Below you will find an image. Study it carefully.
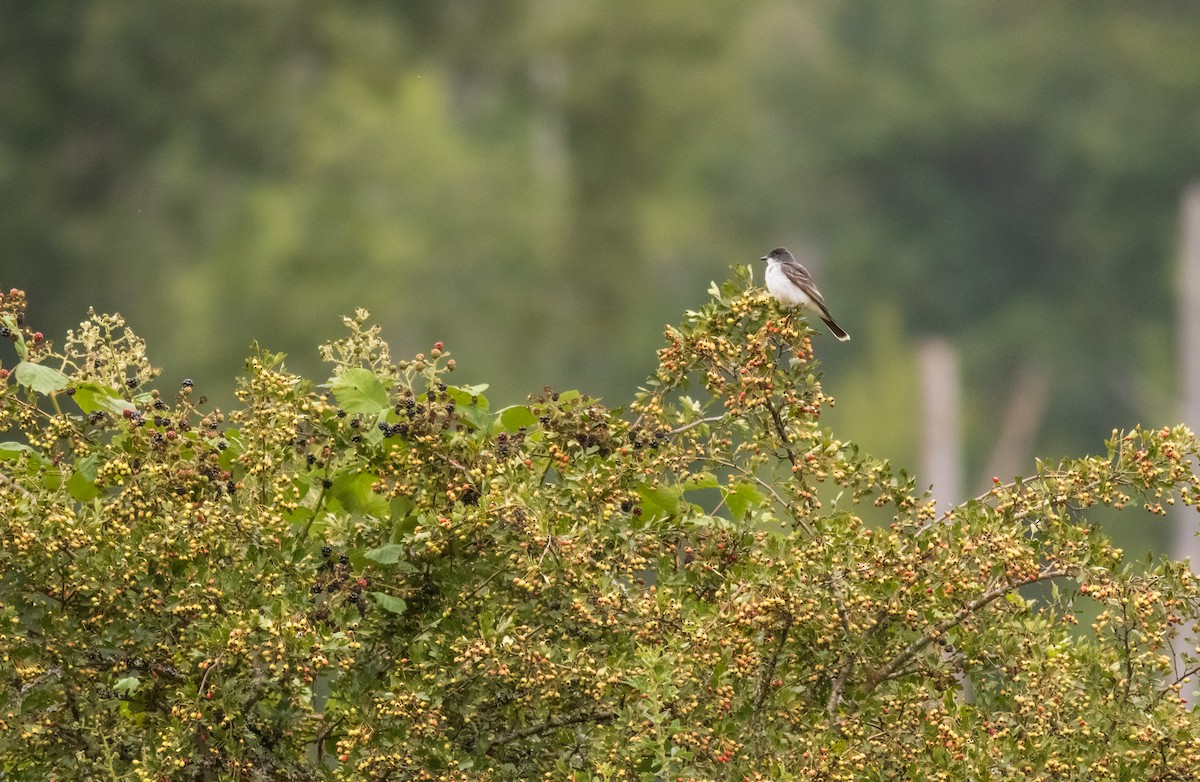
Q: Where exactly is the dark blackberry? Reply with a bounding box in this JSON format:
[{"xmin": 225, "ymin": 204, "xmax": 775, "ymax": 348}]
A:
[
  {"xmin": 321, "ymin": 545, "xmax": 332, "ymax": 558},
  {"xmin": 181, "ymin": 378, "xmax": 194, "ymax": 388}
]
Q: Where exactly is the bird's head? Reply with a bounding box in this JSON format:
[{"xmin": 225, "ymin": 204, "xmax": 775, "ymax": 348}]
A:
[{"xmin": 762, "ymin": 247, "xmax": 793, "ymax": 263}]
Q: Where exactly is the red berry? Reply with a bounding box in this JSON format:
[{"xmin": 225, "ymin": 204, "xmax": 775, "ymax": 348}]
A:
[
  {"xmin": 434, "ymin": 341, "xmax": 444, "ymax": 351},
  {"xmin": 32, "ymin": 332, "xmax": 43, "ymax": 342}
]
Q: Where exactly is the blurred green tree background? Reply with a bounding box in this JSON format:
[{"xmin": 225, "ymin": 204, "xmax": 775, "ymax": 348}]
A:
[{"xmin": 3, "ymin": 1, "xmax": 1200, "ymax": 549}]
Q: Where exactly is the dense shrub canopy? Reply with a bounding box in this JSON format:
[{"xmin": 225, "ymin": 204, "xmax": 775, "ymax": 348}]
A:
[{"xmin": 2, "ymin": 273, "xmax": 1200, "ymax": 780}]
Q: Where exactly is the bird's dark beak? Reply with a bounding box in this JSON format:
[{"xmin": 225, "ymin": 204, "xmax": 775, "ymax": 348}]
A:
[{"xmin": 759, "ymin": 256, "xmax": 767, "ymax": 262}]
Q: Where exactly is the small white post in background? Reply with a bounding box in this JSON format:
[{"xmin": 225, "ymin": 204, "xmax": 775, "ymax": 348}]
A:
[
  {"xmin": 1173, "ymin": 184, "xmax": 1200, "ymax": 705},
  {"xmin": 919, "ymin": 337, "xmax": 972, "ymax": 701},
  {"xmin": 919, "ymin": 337, "xmax": 962, "ymax": 514}
]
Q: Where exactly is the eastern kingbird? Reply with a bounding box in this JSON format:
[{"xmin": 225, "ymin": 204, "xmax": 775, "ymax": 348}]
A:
[{"xmin": 762, "ymin": 247, "xmax": 850, "ymax": 341}]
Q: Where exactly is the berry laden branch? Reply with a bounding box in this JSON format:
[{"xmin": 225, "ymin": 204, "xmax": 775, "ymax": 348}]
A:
[
  {"xmin": 855, "ymin": 567, "xmax": 1072, "ymax": 707},
  {"xmin": 488, "ymin": 708, "xmax": 617, "ymax": 749}
]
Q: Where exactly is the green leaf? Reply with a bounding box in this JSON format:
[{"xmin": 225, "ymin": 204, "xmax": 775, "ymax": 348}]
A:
[
  {"xmin": 683, "ymin": 472, "xmax": 720, "ymax": 490},
  {"xmin": 13, "ymin": 362, "xmax": 69, "ymax": 395},
  {"xmin": 446, "ymin": 385, "xmax": 492, "ymax": 430},
  {"xmin": 72, "ymin": 382, "xmax": 134, "ymax": 415},
  {"xmin": 371, "ymin": 592, "xmax": 408, "ymax": 614},
  {"xmin": 329, "ymin": 368, "xmax": 389, "ymax": 414},
  {"xmin": 497, "ymin": 405, "xmax": 537, "ymax": 432},
  {"xmin": 454, "ymin": 383, "xmax": 490, "ymax": 396},
  {"xmin": 67, "ymin": 454, "xmax": 102, "ymax": 501},
  {"xmin": 0, "ymin": 441, "xmax": 36, "ymax": 461},
  {"xmin": 638, "ymin": 484, "xmax": 682, "ymax": 520},
  {"xmin": 1, "ymin": 315, "xmax": 26, "ymax": 360},
  {"xmin": 363, "ymin": 544, "xmax": 406, "ymax": 565},
  {"xmin": 330, "ymin": 470, "xmax": 388, "ymax": 515},
  {"xmin": 724, "ymin": 481, "xmax": 765, "ymax": 519},
  {"xmin": 113, "ymin": 676, "xmax": 141, "ymax": 695}
]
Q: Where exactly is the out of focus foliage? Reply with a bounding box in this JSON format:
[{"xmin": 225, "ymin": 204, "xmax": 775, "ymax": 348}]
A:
[
  {"xmin": 4, "ymin": 279, "xmax": 1200, "ymax": 780},
  {"xmin": 3, "ymin": 2, "xmax": 1200, "ymax": 467}
]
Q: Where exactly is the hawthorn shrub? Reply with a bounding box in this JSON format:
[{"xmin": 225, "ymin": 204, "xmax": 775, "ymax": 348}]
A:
[{"xmin": 2, "ymin": 271, "xmax": 1200, "ymax": 781}]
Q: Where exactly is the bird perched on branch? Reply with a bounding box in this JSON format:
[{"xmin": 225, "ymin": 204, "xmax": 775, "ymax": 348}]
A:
[{"xmin": 762, "ymin": 247, "xmax": 850, "ymax": 341}]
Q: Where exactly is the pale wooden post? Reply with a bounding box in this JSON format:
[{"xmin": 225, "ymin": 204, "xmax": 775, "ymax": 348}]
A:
[
  {"xmin": 1173, "ymin": 185, "xmax": 1200, "ymax": 705},
  {"xmin": 919, "ymin": 337, "xmax": 962, "ymax": 514}
]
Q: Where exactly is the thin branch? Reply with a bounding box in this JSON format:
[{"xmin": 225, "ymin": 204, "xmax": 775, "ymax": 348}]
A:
[
  {"xmin": 296, "ymin": 483, "xmax": 330, "ymax": 546},
  {"xmin": 314, "ymin": 713, "xmax": 347, "ymax": 764},
  {"xmin": 857, "ymin": 568, "xmax": 1070, "ymax": 703},
  {"xmin": 710, "ymin": 457, "xmax": 814, "ymax": 535},
  {"xmin": 669, "ymin": 415, "xmax": 726, "ymax": 436},
  {"xmin": 764, "ymin": 398, "xmax": 797, "ymax": 467},
  {"xmin": 753, "ymin": 612, "xmax": 793, "ymax": 710},
  {"xmin": 197, "ymin": 654, "xmax": 224, "ymax": 700},
  {"xmin": 0, "ymin": 472, "xmax": 36, "ymax": 502},
  {"xmin": 826, "ymin": 584, "xmax": 854, "ymax": 715},
  {"xmin": 489, "ymin": 709, "xmax": 616, "ymax": 749}
]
